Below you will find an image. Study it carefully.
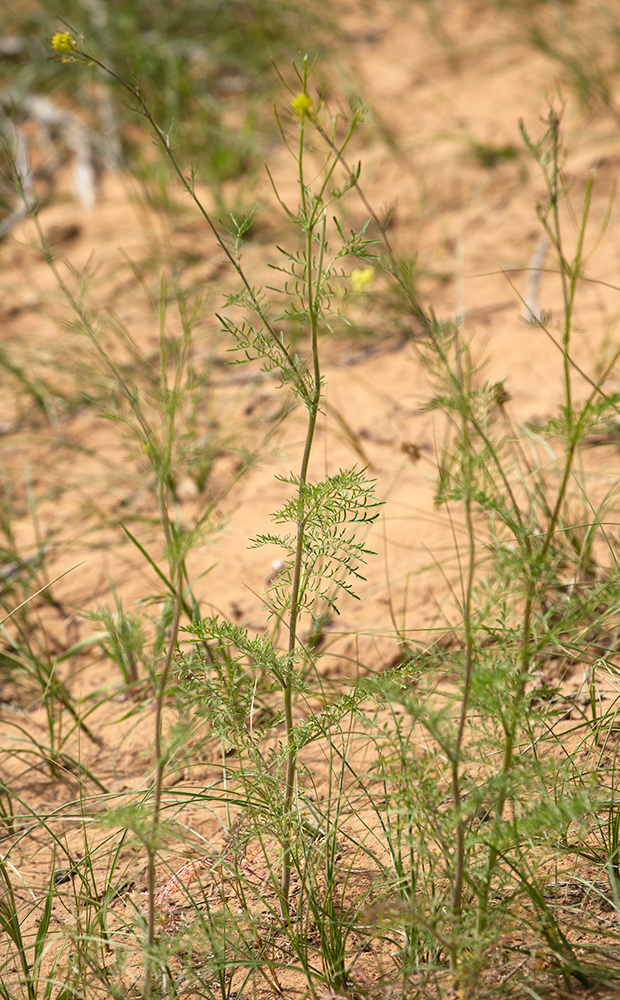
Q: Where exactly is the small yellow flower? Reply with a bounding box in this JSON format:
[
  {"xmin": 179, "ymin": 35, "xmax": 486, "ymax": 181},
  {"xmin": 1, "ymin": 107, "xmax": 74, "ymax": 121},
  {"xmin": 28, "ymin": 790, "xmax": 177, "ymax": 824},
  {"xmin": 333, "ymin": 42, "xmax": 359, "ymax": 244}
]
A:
[
  {"xmin": 50, "ymin": 32, "xmax": 78, "ymax": 53},
  {"xmin": 290, "ymin": 93, "xmax": 314, "ymax": 119},
  {"xmin": 350, "ymin": 267, "xmax": 374, "ymax": 295}
]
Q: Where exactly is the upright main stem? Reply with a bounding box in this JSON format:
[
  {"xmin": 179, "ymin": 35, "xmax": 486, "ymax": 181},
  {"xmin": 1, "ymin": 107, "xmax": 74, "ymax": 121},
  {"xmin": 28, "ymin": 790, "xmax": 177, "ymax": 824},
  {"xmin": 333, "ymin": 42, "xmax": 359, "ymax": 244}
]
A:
[
  {"xmin": 450, "ymin": 495, "xmax": 476, "ymax": 967},
  {"xmin": 476, "ymin": 113, "xmax": 596, "ymax": 938},
  {"xmin": 143, "ymin": 565, "xmax": 183, "ymax": 999},
  {"xmin": 279, "ymin": 213, "xmax": 323, "ymax": 917},
  {"xmin": 477, "ymin": 409, "xmax": 582, "ymax": 935},
  {"xmin": 448, "ymin": 341, "xmax": 478, "ymax": 973}
]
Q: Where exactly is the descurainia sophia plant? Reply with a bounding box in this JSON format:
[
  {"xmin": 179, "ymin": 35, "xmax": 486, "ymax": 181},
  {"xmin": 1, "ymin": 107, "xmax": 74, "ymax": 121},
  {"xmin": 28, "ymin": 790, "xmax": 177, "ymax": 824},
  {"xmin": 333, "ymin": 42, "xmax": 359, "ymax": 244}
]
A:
[{"xmin": 48, "ymin": 27, "xmax": 382, "ymax": 958}]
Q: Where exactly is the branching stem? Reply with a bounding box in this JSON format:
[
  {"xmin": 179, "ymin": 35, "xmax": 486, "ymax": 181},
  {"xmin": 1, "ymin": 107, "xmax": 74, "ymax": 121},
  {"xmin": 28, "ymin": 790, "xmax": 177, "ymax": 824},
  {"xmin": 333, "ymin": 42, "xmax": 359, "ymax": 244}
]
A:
[{"xmin": 279, "ymin": 102, "xmax": 325, "ymax": 917}]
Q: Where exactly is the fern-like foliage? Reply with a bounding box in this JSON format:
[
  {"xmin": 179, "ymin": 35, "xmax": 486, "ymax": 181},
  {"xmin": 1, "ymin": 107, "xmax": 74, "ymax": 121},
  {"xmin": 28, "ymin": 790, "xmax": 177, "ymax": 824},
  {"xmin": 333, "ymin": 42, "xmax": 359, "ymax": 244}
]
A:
[{"xmin": 252, "ymin": 467, "xmax": 382, "ymax": 620}]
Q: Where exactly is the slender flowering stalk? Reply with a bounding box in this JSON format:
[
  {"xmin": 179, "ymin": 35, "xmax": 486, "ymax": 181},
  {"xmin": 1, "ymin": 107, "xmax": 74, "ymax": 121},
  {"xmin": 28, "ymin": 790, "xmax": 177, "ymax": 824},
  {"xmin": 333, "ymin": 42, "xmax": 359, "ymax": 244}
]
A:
[
  {"xmin": 49, "ymin": 37, "xmax": 381, "ymax": 929},
  {"xmin": 49, "ymin": 34, "xmax": 306, "ymax": 400}
]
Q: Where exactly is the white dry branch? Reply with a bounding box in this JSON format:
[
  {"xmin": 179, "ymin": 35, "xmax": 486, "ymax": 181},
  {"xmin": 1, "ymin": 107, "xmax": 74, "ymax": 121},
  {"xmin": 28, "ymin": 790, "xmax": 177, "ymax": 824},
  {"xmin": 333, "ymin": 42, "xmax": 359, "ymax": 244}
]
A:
[
  {"xmin": 0, "ymin": 89, "xmax": 114, "ymax": 237},
  {"xmin": 522, "ymin": 234, "xmax": 550, "ymax": 322}
]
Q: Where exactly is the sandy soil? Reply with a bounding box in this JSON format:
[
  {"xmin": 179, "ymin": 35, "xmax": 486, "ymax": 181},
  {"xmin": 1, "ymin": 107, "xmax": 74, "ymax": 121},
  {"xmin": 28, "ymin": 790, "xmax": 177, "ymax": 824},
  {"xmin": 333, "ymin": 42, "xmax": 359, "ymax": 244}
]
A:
[{"xmin": 3, "ymin": 1, "xmax": 620, "ymax": 996}]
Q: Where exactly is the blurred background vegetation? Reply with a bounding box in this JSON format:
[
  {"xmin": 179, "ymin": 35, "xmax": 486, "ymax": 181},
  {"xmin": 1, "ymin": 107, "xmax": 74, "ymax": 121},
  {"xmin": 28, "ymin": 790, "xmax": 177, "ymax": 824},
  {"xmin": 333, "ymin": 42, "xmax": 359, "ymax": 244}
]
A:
[
  {"xmin": 2, "ymin": 0, "xmax": 620, "ymax": 227},
  {"xmin": 0, "ymin": 0, "xmax": 339, "ymax": 211}
]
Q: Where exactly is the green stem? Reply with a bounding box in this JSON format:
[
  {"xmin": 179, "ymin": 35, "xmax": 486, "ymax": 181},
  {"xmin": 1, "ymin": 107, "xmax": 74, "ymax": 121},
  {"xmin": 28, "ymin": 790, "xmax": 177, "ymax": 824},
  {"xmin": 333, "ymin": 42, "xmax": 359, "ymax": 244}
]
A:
[
  {"xmin": 477, "ymin": 580, "xmax": 534, "ymax": 934},
  {"xmin": 548, "ymin": 112, "xmax": 572, "ymax": 416},
  {"xmin": 279, "ymin": 211, "xmax": 323, "ymax": 918},
  {"xmin": 143, "ymin": 565, "xmax": 183, "ymax": 1000},
  {"xmin": 450, "ymin": 493, "xmax": 476, "ymax": 961},
  {"xmin": 476, "ymin": 114, "xmax": 596, "ymax": 935},
  {"xmin": 278, "ymin": 59, "xmax": 326, "ymax": 920},
  {"xmin": 312, "ymin": 120, "xmax": 530, "ymax": 547},
  {"xmin": 449, "ymin": 337, "xmax": 478, "ymax": 972},
  {"xmin": 62, "ymin": 46, "xmax": 306, "ymax": 403}
]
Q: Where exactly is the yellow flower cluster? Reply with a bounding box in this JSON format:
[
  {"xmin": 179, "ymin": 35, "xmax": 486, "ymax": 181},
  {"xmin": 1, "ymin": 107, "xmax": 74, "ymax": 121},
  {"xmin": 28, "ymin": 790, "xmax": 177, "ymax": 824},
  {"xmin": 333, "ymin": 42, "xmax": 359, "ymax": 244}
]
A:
[
  {"xmin": 290, "ymin": 93, "xmax": 314, "ymax": 119},
  {"xmin": 50, "ymin": 32, "xmax": 78, "ymax": 53},
  {"xmin": 350, "ymin": 267, "xmax": 374, "ymax": 295}
]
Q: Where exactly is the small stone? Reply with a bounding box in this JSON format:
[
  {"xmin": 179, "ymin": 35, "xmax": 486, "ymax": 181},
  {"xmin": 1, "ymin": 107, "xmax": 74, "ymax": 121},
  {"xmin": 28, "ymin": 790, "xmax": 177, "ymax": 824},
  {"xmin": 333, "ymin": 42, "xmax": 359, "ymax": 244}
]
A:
[{"xmin": 175, "ymin": 477, "xmax": 199, "ymax": 502}]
